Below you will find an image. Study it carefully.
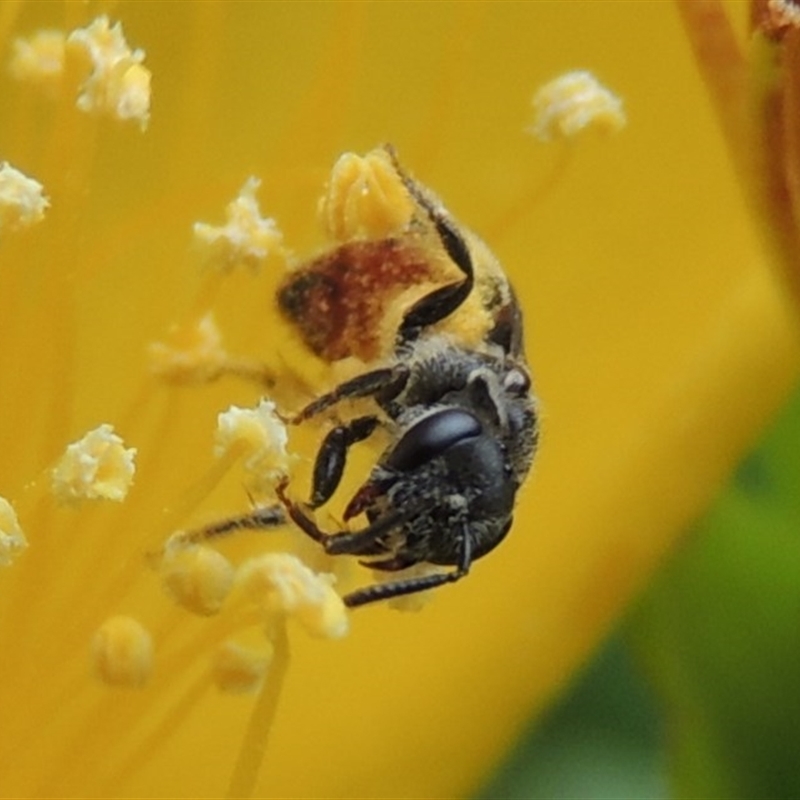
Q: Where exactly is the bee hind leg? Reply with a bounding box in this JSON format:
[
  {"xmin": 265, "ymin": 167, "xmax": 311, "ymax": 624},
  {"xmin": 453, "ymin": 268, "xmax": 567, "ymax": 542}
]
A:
[{"xmin": 386, "ymin": 149, "xmax": 475, "ymax": 345}]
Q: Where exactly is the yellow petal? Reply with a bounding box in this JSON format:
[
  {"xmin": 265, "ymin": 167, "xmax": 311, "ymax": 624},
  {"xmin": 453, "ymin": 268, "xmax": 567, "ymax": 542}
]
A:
[{"xmin": 0, "ymin": 3, "xmax": 796, "ymax": 799}]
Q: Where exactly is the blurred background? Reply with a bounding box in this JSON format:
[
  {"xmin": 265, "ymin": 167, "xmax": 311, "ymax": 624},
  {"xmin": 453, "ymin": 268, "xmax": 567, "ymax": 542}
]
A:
[{"xmin": 479, "ymin": 384, "xmax": 800, "ymax": 799}]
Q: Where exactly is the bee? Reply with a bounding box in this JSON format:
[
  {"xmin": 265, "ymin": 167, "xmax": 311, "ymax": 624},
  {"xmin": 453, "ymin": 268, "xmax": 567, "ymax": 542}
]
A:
[{"xmin": 199, "ymin": 147, "xmax": 538, "ymax": 608}]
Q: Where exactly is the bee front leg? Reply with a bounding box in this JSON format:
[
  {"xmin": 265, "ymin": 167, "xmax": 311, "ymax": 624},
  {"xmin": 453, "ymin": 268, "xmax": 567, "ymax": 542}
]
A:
[
  {"xmin": 277, "ymin": 479, "xmax": 407, "ymax": 557},
  {"xmin": 309, "ymin": 415, "xmax": 380, "ymax": 508},
  {"xmin": 291, "ymin": 364, "xmax": 409, "ymax": 424}
]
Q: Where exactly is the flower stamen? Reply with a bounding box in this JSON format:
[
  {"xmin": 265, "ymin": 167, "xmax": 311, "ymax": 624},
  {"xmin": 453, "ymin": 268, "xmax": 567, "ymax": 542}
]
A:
[
  {"xmin": 0, "ymin": 496, "xmax": 27, "ymax": 566},
  {"xmin": 0, "ymin": 161, "xmax": 49, "ymax": 233},
  {"xmin": 529, "ymin": 70, "xmax": 626, "ymax": 142},
  {"xmin": 213, "ymin": 639, "xmax": 273, "ymax": 694},
  {"xmin": 214, "ymin": 400, "xmax": 291, "ymax": 495},
  {"xmin": 66, "ymin": 16, "xmax": 151, "ymax": 130},
  {"xmin": 91, "ymin": 615, "xmax": 154, "ymax": 688},
  {"xmin": 8, "ymin": 29, "xmax": 66, "ymax": 89},
  {"xmin": 51, "ymin": 423, "xmax": 137, "ymax": 504},
  {"xmin": 194, "ymin": 177, "xmax": 287, "ymax": 273},
  {"xmin": 160, "ymin": 544, "xmax": 236, "ymax": 616}
]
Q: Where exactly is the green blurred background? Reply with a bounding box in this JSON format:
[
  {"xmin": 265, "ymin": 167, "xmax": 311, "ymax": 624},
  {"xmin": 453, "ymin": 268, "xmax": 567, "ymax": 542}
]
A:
[{"xmin": 478, "ymin": 379, "xmax": 800, "ymax": 799}]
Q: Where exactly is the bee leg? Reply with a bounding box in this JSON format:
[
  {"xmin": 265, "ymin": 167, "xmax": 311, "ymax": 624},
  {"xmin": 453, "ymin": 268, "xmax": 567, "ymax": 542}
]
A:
[
  {"xmin": 291, "ymin": 364, "xmax": 409, "ymax": 424},
  {"xmin": 309, "ymin": 415, "xmax": 380, "ymax": 509},
  {"xmin": 386, "ymin": 152, "xmax": 474, "ymax": 344},
  {"xmin": 170, "ymin": 505, "xmax": 286, "ymax": 546},
  {"xmin": 342, "ymin": 522, "xmax": 473, "ymax": 608},
  {"xmin": 277, "ymin": 479, "xmax": 406, "ymax": 557},
  {"xmin": 396, "ymin": 210, "xmax": 474, "ymax": 344}
]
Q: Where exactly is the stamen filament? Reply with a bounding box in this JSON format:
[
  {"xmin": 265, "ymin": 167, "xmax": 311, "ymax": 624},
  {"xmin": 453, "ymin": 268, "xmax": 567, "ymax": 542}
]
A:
[{"xmin": 226, "ymin": 619, "xmax": 290, "ymax": 799}]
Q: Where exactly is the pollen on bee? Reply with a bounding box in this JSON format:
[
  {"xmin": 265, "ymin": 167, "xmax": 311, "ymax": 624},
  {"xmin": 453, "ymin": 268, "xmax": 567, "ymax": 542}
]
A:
[
  {"xmin": 160, "ymin": 543, "xmax": 235, "ymax": 616},
  {"xmin": 0, "ymin": 497, "xmax": 27, "ymax": 566},
  {"xmin": 318, "ymin": 149, "xmax": 416, "ymax": 243},
  {"xmin": 66, "ymin": 16, "xmax": 151, "ymax": 131},
  {"xmin": 235, "ymin": 553, "xmax": 349, "ymax": 639},
  {"xmin": 212, "ymin": 639, "xmax": 273, "ymax": 694},
  {"xmin": 91, "ymin": 615, "xmax": 154, "ymax": 688},
  {"xmin": 214, "ymin": 400, "xmax": 290, "ymax": 490},
  {"xmin": 51, "ymin": 423, "xmax": 136, "ymax": 504},
  {"xmin": 8, "ymin": 29, "xmax": 66, "ymax": 88},
  {"xmin": 193, "ymin": 177, "xmax": 285, "ymax": 273},
  {"xmin": 529, "ymin": 70, "xmax": 626, "ymax": 142},
  {"xmin": 0, "ymin": 162, "xmax": 49, "ymax": 233}
]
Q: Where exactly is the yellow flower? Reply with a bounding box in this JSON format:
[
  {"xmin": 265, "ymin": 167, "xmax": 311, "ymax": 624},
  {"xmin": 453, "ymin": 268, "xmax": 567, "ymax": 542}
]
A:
[{"xmin": 0, "ymin": 2, "xmax": 798, "ymax": 799}]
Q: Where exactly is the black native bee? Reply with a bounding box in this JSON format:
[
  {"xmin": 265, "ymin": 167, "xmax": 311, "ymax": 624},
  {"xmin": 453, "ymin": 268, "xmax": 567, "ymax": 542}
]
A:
[{"xmin": 199, "ymin": 147, "xmax": 538, "ymax": 608}]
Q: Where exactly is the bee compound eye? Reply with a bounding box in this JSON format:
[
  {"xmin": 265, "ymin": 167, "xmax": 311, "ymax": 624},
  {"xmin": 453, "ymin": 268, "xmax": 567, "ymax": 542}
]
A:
[{"xmin": 387, "ymin": 409, "xmax": 482, "ymax": 472}]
